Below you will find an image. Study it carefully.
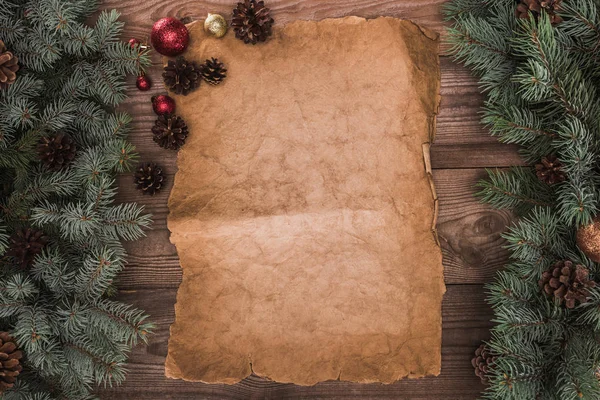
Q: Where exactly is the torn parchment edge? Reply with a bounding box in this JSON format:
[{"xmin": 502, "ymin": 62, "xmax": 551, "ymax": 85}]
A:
[
  {"xmin": 422, "ymin": 142, "xmax": 439, "ymax": 248},
  {"xmin": 165, "ymin": 16, "xmax": 445, "ymax": 385}
]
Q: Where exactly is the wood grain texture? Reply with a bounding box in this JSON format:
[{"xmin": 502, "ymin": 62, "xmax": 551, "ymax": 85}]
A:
[
  {"xmin": 91, "ymin": 0, "xmax": 524, "ymax": 397},
  {"xmin": 101, "ymin": 286, "xmax": 492, "ymax": 399},
  {"xmin": 99, "ymin": 0, "xmax": 447, "ymax": 43}
]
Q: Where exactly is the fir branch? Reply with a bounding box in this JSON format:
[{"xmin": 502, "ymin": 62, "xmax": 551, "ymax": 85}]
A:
[
  {"xmin": 476, "ymin": 168, "xmax": 553, "ymax": 215},
  {"xmin": 446, "ymin": 2, "xmax": 600, "ymax": 396},
  {"xmin": 0, "ymin": 1, "xmax": 153, "ymax": 397}
]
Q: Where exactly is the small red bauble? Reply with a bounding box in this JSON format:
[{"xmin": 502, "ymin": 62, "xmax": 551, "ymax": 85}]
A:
[
  {"xmin": 152, "ymin": 95, "xmax": 176, "ymax": 115},
  {"xmin": 150, "ymin": 17, "xmax": 189, "ymax": 56},
  {"xmin": 136, "ymin": 74, "xmax": 152, "ymax": 91},
  {"xmin": 128, "ymin": 38, "xmax": 141, "ymax": 48}
]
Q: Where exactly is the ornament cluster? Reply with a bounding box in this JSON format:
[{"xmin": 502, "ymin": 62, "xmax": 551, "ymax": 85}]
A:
[
  {"xmin": 133, "ymin": 1, "xmax": 276, "ymax": 196},
  {"xmin": 149, "ymin": 0, "xmax": 275, "ymax": 58}
]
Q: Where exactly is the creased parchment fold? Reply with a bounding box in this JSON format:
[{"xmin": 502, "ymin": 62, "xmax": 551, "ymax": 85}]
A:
[{"xmin": 165, "ymin": 16, "xmax": 444, "ymax": 386}]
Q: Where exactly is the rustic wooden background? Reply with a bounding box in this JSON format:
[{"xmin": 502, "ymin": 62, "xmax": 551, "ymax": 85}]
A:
[{"xmin": 97, "ymin": 0, "xmax": 523, "ymax": 398}]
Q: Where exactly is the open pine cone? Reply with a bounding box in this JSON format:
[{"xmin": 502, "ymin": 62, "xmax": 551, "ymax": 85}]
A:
[
  {"xmin": 134, "ymin": 162, "xmax": 165, "ymax": 195},
  {"xmin": 0, "ymin": 332, "xmax": 23, "ymax": 393},
  {"xmin": 472, "ymin": 343, "xmax": 496, "ymax": 385},
  {"xmin": 200, "ymin": 58, "xmax": 227, "ymax": 85},
  {"xmin": 539, "ymin": 260, "xmax": 596, "ymax": 308},
  {"xmin": 37, "ymin": 133, "xmax": 77, "ymax": 171},
  {"xmin": 6, "ymin": 228, "xmax": 48, "ymax": 269},
  {"xmin": 535, "ymin": 154, "xmax": 566, "ymax": 185},
  {"xmin": 515, "ymin": 0, "xmax": 563, "ymax": 25},
  {"xmin": 231, "ymin": 0, "xmax": 274, "ymax": 44},
  {"xmin": 152, "ymin": 114, "xmax": 189, "ymax": 150},
  {"xmin": 163, "ymin": 56, "xmax": 201, "ymax": 96},
  {"xmin": 0, "ymin": 41, "xmax": 19, "ymax": 88}
]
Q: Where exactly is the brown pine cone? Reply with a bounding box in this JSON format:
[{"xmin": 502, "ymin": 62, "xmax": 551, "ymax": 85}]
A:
[
  {"xmin": 37, "ymin": 133, "xmax": 77, "ymax": 171},
  {"xmin": 134, "ymin": 162, "xmax": 165, "ymax": 196},
  {"xmin": 200, "ymin": 58, "xmax": 227, "ymax": 85},
  {"xmin": 472, "ymin": 343, "xmax": 496, "ymax": 384},
  {"xmin": 515, "ymin": 0, "xmax": 563, "ymax": 25},
  {"xmin": 539, "ymin": 260, "xmax": 596, "ymax": 308},
  {"xmin": 535, "ymin": 155, "xmax": 566, "ymax": 185},
  {"xmin": 152, "ymin": 114, "xmax": 189, "ymax": 150},
  {"xmin": 6, "ymin": 228, "xmax": 48, "ymax": 269},
  {"xmin": 0, "ymin": 41, "xmax": 19, "ymax": 88},
  {"xmin": 231, "ymin": 0, "xmax": 274, "ymax": 45},
  {"xmin": 163, "ymin": 56, "xmax": 201, "ymax": 96},
  {"xmin": 0, "ymin": 332, "xmax": 23, "ymax": 393}
]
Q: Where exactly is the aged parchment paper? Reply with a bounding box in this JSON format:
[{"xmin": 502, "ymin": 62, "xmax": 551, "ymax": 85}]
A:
[{"xmin": 165, "ymin": 16, "xmax": 444, "ymax": 385}]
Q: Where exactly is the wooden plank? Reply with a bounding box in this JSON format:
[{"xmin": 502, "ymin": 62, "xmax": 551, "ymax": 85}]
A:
[
  {"xmin": 114, "ymin": 168, "xmax": 513, "ymax": 290},
  {"xmin": 99, "ymin": 285, "xmax": 493, "ymax": 399},
  {"xmin": 430, "ymin": 144, "xmax": 524, "ymax": 169},
  {"xmin": 99, "ymin": 0, "xmax": 449, "ymax": 46},
  {"xmin": 436, "ymin": 169, "xmax": 513, "ymax": 283}
]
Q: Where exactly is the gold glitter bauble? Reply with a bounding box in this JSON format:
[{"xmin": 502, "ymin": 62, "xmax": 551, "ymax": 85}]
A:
[
  {"xmin": 204, "ymin": 13, "xmax": 228, "ymax": 38},
  {"xmin": 577, "ymin": 216, "xmax": 600, "ymax": 263}
]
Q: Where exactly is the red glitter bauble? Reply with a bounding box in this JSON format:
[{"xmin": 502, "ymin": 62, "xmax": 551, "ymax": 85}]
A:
[
  {"xmin": 136, "ymin": 75, "xmax": 152, "ymax": 91},
  {"xmin": 150, "ymin": 17, "xmax": 189, "ymax": 56},
  {"xmin": 152, "ymin": 95, "xmax": 176, "ymax": 115},
  {"xmin": 128, "ymin": 38, "xmax": 141, "ymax": 48}
]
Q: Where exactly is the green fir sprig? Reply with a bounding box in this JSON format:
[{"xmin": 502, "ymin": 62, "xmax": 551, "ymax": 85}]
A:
[
  {"xmin": 446, "ymin": 0, "xmax": 600, "ymax": 399},
  {"xmin": 0, "ymin": 0, "xmax": 153, "ymax": 399}
]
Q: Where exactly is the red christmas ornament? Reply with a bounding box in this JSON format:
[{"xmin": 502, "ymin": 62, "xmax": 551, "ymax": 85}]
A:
[
  {"xmin": 136, "ymin": 74, "xmax": 152, "ymax": 91},
  {"xmin": 128, "ymin": 38, "xmax": 141, "ymax": 48},
  {"xmin": 152, "ymin": 95, "xmax": 176, "ymax": 115},
  {"xmin": 151, "ymin": 17, "xmax": 189, "ymax": 56}
]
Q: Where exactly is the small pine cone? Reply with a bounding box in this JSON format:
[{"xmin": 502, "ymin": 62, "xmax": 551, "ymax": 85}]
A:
[
  {"xmin": 472, "ymin": 343, "xmax": 496, "ymax": 385},
  {"xmin": 6, "ymin": 228, "xmax": 48, "ymax": 269},
  {"xmin": 539, "ymin": 260, "xmax": 596, "ymax": 308},
  {"xmin": 200, "ymin": 58, "xmax": 227, "ymax": 85},
  {"xmin": 152, "ymin": 114, "xmax": 189, "ymax": 150},
  {"xmin": 37, "ymin": 133, "xmax": 77, "ymax": 171},
  {"xmin": 535, "ymin": 155, "xmax": 566, "ymax": 185},
  {"xmin": 0, "ymin": 332, "xmax": 23, "ymax": 393},
  {"xmin": 163, "ymin": 56, "xmax": 201, "ymax": 96},
  {"xmin": 231, "ymin": 0, "xmax": 274, "ymax": 45},
  {"xmin": 515, "ymin": 0, "xmax": 563, "ymax": 25},
  {"xmin": 0, "ymin": 41, "xmax": 19, "ymax": 88},
  {"xmin": 134, "ymin": 162, "xmax": 165, "ymax": 196}
]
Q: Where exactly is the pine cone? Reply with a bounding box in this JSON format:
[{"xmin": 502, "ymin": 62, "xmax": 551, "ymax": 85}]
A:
[
  {"xmin": 231, "ymin": 0, "xmax": 274, "ymax": 44},
  {"xmin": 0, "ymin": 41, "xmax": 19, "ymax": 88},
  {"xmin": 200, "ymin": 58, "xmax": 227, "ymax": 85},
  {"xmin": 0, "ymin": 332, "xmax": 23, "ymax": 393},
  {"xmin": 535, "ymin": 155, "xmax": 566, "ymax": 184},
  {"xmin": 539, "ymin": 260, "xmax": 596, "ymax": 308},
  {"xmin": 37, "ymin": 133, "xmax": 77, "ymax": 171},
  {"xmin": 152, "ymin": 114, "xmax": 189, "ymax": 150},
  {"xmin": 6, "ymin": 228, "xmax": 48, "ymax": 269},
  {"xmin": 134, "ymin": 162, "xmax": 165, "ymax": 196},
  {"xmin": 472, "ymin": 343, "xmax": 496, "ymax": 385},
  {"xmin": 163, "ymin": 56, "xmax": 201, "ymax": 96},
  {"xmin": 515, "ymin": 0, "xmax": 563, "ymax": 25}
]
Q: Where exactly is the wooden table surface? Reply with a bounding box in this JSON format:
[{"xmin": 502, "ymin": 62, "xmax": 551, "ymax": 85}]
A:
[{"xmin": 97, "ymin": 1, "xmax": 520, "ymax": 398}]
